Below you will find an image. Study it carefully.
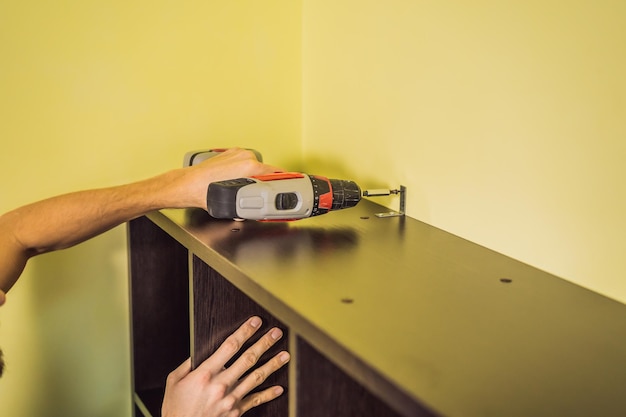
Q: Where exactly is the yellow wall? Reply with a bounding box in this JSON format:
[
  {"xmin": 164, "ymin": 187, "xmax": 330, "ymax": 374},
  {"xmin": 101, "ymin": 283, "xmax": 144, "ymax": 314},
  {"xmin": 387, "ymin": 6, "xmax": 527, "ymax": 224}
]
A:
[
  {"xmin": 0, "ymin": 1, "xmax": 301, "ymax": 416},
  {"xmin": 2, "ymin": 0, "xmax": 625, "ymax": 415},
  {"xmin": 302, "ymin": 0, "xmax": 626, "ymax": 303}
]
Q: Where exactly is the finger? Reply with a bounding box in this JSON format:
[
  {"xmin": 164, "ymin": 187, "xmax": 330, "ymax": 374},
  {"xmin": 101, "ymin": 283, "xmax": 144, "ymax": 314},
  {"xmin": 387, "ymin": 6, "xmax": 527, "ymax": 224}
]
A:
[
  {"xmin": 221, "ymin": 327, "xmax": 283, "ymax": 382},
  {"xmin": 196, "ymin": 316, "xmax": 262, "ymax": 375},
  {"xmin": 215, "ymin": 147, "xmax": 253, "ymax": 162},
  {"xmin": 264, "ymin": 164, "xmax": 285, "ymax": 174},
  {"xmin": 239, "ymin": 385, "xmax": 286, "ymax": 415},
  {"xmin": 217, "ymin": 148, "xmax": 280, "ymax": 174},
  {"xmin": 231, "ymin": 350, "xmax": 290, "ymax": 401},
  {"xmin": 166, "ymin": 358, "xmax": 192, "ymax": 384}
]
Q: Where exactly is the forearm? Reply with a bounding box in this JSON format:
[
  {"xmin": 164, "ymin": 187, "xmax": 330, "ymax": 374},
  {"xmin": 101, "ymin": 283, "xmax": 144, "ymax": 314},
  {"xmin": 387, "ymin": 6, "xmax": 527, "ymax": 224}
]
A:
[
  {"xmin": 23, "ymin": 171, "xmax": 192, "ymax": 247},
  {"xmin": 0, "ymin": 169, "xmax": 190, "ymax": 292}
]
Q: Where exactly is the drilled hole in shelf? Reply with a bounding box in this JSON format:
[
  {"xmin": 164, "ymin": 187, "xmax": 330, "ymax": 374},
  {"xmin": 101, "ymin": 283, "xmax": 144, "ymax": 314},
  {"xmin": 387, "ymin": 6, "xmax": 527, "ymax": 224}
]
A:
[
  {"xmin": 341, "ymin": 298, "xmax": 354, "ymax": 304},
  {"xmin": 500, "ymin": 278, "xmax": 513, "ymax": 283},
  {"xmin": 360, "ymin": 216, "xmax": 370, "ymax": 220}
]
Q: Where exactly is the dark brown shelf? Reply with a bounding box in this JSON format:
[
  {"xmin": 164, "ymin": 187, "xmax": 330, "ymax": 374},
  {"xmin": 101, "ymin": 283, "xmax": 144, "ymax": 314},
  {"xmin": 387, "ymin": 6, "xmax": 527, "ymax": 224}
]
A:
[{"xmin": 128, "ymin": 199, "xmax": 626, "ymax": 417}]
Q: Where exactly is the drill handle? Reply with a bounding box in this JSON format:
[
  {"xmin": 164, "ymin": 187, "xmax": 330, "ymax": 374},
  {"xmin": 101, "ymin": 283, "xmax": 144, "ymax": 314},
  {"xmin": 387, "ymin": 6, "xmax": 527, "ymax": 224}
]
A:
[{"xmin": 207, "ymin": 178, "xmax": 255, "ymax": 218}]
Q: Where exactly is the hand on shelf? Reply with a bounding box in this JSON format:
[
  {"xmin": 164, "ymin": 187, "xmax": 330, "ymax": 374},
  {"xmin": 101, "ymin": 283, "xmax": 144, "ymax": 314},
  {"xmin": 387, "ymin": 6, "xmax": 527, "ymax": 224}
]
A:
[{"xmin": 161, "ymin": 316, "xmax": 290, "ymax": 417}]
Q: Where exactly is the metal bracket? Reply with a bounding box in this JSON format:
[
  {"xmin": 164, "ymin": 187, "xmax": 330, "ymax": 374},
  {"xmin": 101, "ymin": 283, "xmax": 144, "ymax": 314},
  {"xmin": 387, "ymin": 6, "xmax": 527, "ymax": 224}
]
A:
[{"xmin": 362, "ymin": 185, "xmax": 406, "ymax": 218}]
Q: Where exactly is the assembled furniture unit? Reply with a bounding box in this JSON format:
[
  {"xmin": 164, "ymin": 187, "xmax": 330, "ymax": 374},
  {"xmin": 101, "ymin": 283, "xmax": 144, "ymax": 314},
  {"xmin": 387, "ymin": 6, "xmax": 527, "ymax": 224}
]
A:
[{"xmin": 128, "ymin": 200, "xmax": 626, "ymax": 417}]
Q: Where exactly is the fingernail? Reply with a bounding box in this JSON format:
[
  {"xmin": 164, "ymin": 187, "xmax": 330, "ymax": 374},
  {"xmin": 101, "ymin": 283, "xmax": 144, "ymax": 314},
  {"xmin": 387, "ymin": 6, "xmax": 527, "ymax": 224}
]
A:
[
  {"xmin": 250, "ymin": 317, "xmax": 261, "ymax": 328},
  {"xmin": 274, "ymin": 386, "xmax": 284, "ymax": 395},
  {"xmin": 279, "ymin": 351, "xmax": 290, "ymax": 363},
  {"xmin": 270, "ymin": 328, "xmax": 283, "ymax": 340}
]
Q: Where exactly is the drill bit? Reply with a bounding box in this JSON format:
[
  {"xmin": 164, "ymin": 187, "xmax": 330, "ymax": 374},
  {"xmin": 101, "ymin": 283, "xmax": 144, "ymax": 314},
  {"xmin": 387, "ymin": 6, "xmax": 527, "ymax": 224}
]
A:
[{"xmin": 362, "ymin": 189, "xmax": 402, "ymax": 197}]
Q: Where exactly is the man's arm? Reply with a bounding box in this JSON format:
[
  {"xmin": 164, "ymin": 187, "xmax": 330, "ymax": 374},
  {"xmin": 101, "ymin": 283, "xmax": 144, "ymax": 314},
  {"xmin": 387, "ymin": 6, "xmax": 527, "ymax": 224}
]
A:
[
  {"xmin": 0, "ymin": 148, "xmax": 280, "ymax": 299},
  {"xmin": 0, "ymin": 148, "xmax": 291, "ymax": 415}
]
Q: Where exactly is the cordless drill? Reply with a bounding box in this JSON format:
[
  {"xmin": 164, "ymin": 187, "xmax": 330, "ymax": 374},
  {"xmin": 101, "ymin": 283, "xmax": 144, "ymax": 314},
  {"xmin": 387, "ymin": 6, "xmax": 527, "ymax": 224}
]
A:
[{"xmin": 184, "ymin": 149, "xmax": 362, "ymax": 221}]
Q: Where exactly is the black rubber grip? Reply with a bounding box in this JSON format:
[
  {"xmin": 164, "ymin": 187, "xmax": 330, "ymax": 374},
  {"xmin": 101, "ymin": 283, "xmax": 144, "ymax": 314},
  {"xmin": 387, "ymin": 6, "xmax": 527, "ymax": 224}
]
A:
[{"xmin": 207, "ymin": 178, "xmax": 255, "ymax": 218}]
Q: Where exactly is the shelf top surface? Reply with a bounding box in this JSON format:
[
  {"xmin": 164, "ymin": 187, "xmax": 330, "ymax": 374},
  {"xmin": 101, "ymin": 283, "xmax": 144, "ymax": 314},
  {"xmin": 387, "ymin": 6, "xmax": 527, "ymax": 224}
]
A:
[{"xmin": 148, "ymin": 201, "xmax": 626, "ymax": 417}]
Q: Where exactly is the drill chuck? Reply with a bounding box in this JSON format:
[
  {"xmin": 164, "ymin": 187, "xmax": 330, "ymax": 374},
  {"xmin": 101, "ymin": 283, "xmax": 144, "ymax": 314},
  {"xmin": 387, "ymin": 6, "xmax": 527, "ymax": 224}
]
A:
[{"xmin": 329, "ymin": 179, "xmax": 361, "ymax": 210}]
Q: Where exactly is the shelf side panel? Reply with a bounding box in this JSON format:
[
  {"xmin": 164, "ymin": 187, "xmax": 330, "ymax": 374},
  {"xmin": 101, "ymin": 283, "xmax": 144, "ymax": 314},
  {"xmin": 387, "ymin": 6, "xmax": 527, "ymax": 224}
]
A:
[
  {"xmin": 128, "ymin": 217, "xmax": 190, "ymax": 400},
  {"xmin": 191, "ymin": 255, "xmax": 289, "ymax": 417}
]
